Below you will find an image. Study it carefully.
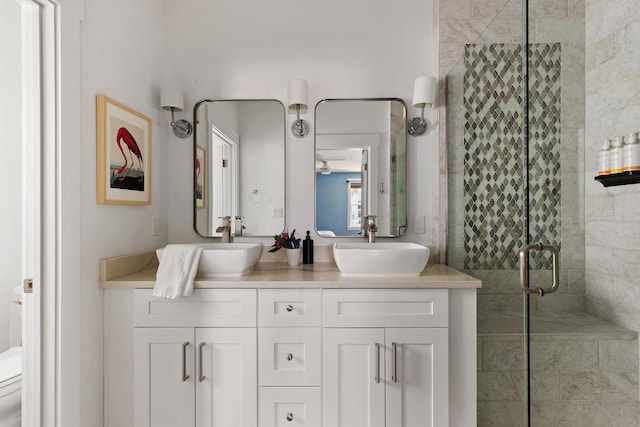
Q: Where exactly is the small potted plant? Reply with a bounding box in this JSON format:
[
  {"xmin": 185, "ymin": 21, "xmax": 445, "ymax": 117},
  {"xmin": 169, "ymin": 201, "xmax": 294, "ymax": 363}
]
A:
[{"xmin": 269, "ymin": 229, "xmax": 301, "ymax": 266}]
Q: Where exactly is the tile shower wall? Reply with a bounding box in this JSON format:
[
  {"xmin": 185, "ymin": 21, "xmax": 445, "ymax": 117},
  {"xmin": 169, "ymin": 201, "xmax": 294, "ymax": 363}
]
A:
[
  {"xmin": 584, "ymin": 0, "xmax": 640, "ymax": 341},
  {"xmin": 447, "ymin": 0, "xmax": 586, "ymax": 313},
  {"xmin": 462, "ymin": 43, "xmax": 561, "ymax": 271}
]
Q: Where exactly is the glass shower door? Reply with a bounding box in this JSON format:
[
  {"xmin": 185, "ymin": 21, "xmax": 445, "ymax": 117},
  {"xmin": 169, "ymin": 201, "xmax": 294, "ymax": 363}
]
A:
[
  {"xmin": 446, "ymin": 0, "xmax": 638, "ymax": 425},
  {"xmin": 523, "ymin": 0, "xmax": 638, "ymax": 424}
]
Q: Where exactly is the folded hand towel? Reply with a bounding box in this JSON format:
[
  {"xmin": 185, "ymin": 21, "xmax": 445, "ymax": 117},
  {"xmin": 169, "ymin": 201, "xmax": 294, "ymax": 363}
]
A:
[{"xmin": 153, "ymin": 244, "xmax": 202, "ymax": 299}]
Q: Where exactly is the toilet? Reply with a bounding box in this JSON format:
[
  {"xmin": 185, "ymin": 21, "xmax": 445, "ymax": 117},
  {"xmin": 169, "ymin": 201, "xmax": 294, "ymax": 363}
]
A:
[
  {"xmin": 0, "ymin": 287, "xmax": 22, "ymax": 426},
  {"xmin": 0, "ymin": 347, "xmax": 21, "ymax": 426}
]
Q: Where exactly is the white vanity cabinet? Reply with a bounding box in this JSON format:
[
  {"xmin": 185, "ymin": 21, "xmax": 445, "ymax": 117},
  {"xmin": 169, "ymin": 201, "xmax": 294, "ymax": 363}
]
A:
[
  {"xmin": 258, "ymin": 289, "xmax": 323, "ymax": 427},
  {"xmin": 132, "ymin": 289, "xmax": 257, "ymax": 427},
  {"xmin": 104, "ymin": 279, "xmax": 477, "ymax": 427},
  {"xmin": 322, "ymin": 289, "xmax": 449, "ymax": 427}
]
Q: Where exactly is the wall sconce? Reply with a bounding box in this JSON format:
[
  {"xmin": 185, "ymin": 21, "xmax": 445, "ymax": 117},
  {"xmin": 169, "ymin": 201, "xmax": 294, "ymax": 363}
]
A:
[
  {"xmin": 287, "ymin": 79, "xmax": 310, "ymax": 138},
  {"xmin": 320, "ymin": 160, "xmax": 331, "ymax": 175},
  {"xmin": 161, "ymin": 80, "xmax": 193, "ymax": 139},
  {"xmin": 408, "ymin": 76, "xmax": 437, "ymax": 136}
]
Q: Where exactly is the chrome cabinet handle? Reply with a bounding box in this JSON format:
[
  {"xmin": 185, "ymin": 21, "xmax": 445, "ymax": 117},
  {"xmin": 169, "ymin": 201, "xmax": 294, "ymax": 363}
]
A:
[
  {"xmin": 286, "ymin": 413, "xmax": 294, "ymax": 422},
  {"xmin": 286, "ymin": 304, "xmax": 294, "ymax": 312},
  {"xmin": 391, "ymin": 342, "xmax": 398, "ymax": 383},
  {"xmin": 198, "ymin": 342, "xmax": 206, "ymax": 382},
  {"xmin": 518, "ymin": 242, "xmax": 560, "ymax": 296},
  {"xmin": 286, "ymin": 353, "xmax": 294, "ymax": 361},
  {"xmin": 374, "ymin": 343, "xmax": 381, "ymax": 384},
  {"xmin": 182, "ymin": 342, "xmax": 190, "ymax": 382}
]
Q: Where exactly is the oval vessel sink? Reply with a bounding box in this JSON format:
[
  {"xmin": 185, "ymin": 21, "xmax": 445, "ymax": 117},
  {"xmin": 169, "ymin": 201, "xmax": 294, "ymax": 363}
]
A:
[
  {"xmin": 333, "ymin": 242, "xmax": 430, "ymax": 277},
  {"xmin": 156, "ymin": 243, "xmax": 263, "ymax": 277}
]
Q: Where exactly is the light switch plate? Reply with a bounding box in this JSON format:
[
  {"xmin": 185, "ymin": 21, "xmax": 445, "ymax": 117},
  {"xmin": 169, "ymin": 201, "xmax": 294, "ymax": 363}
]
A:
[
  {"xmin": 413, "ymin": 215, "xmax": 425, "ymax": 234},
  {"xmin": 152, "ymin": 217, "xmax": 161, "ymax": 236}
]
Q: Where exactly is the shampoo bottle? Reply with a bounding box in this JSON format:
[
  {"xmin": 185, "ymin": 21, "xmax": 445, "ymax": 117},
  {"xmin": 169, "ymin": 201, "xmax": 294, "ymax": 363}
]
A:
[
  {"xmin": 610, "ymin": 136, "xmax": 624, "ymax": 174},
  {"xmin": 303, "ymin": 230, "xmax": 314, "ymax": 264},
  {"xmin": 623, "ymin": 132, "xmax": 640, "ymax": 172},
  {"xmin": 598, "ymin": 139, "xmax": 611, "ymax": 175}
]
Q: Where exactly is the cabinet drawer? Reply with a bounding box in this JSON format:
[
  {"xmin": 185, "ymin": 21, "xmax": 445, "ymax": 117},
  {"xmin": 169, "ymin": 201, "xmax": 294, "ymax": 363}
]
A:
[
  {"xmin": 259, "ymin": 328, "xmax": 321, "ymax": 386},
  {"xmin": 134, "ymin": 289, "xmax": 256, "ymax": 327},
  {"xmin": 258, "ymin": 289, "xmax": 322, "ymax": 327},
  {"xmin": 259, "ymin": 387, "xmax": 321, "ymax": 427},
  {"xmin": 323, "ymin": 289, "xmax": 448, "ymax": 327}
]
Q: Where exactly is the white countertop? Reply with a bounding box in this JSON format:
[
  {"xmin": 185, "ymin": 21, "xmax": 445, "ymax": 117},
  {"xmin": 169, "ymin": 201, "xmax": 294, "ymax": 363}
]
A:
[{"xmin": 99, "ymin": 251, "xmax": 482, "ymax": 289}]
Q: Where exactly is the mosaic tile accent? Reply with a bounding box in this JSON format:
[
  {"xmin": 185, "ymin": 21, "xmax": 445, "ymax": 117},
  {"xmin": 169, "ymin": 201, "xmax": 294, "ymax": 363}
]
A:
[{"xmin": 463, "ymin": 43, "xmax": 561, "ymax": 270}]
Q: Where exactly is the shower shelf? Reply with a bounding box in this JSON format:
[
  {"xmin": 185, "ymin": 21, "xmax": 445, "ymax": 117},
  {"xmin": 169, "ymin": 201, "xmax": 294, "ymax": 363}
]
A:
[{"xmin": 594, "ymin": 171, "xmax": 640, "ymax": 187}]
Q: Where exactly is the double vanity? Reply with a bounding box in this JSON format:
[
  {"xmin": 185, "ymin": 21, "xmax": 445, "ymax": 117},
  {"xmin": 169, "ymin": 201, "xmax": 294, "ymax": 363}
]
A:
[
  {"xmin": 101, "ymin": 245, "xmax": 480, "ymax": 427},
  {"xmin": 100, "ymin": 95, "xmax": 479, "ymax": 426}
]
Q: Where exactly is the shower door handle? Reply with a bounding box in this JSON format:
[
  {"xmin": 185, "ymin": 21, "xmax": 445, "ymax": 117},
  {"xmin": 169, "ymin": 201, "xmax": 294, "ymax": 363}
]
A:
[{"xmin": 518, "ymin": 242, "xmax": 559, "ymax": 296}]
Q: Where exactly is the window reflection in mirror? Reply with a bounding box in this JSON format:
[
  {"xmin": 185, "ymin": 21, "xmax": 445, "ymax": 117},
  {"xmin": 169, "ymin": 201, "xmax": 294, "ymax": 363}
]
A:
[
  {"xmin": 194, "ymin": 100, "xmax": 285, "ymax": 237},
  {"xmin": 315, "ymin": 99, "xmax": 407, "ymax": 238}
]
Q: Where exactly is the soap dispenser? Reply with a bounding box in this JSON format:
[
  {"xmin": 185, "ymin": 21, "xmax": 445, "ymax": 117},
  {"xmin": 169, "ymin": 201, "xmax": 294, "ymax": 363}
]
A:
[{"xmin": 303, "ymin": 230, "xmax": 314, "ymax": 264}]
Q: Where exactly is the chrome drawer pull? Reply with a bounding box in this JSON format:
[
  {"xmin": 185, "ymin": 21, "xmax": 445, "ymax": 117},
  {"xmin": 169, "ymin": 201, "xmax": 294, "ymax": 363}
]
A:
[
  {"xmin": 198, "ymin": 342, "xmax": 206, "ymax": 382},
  {"xmin": 286, "ymin": 304, "xmax": 294, "ymax": 312},
  {"xmin": 286, "ymin": 353, "xmax": 294, "ymax": 361},
  {"xmin": 286, "ymin": 413, "xmax": 294, "ymax": 422},
  {"xmin": 374, "ymin": 343, "xmax": 381, "ymax": 383},
  {"xmin": 391, "ymin": 342, "xmax": 398, "ymax": 383},
  {"xmin": 182, "ymin": 342, "xmax": 190, "ymax": 382}
]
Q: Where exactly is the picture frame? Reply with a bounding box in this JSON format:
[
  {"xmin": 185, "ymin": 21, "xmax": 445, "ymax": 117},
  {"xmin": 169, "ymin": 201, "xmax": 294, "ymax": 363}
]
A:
[
  {"xmin": 196, "ymin": 145, "xmax": 206, "ymax": 209},
  {"xmin": 96, "ymin": 94, "xmax": 152, "ymax": 205}
]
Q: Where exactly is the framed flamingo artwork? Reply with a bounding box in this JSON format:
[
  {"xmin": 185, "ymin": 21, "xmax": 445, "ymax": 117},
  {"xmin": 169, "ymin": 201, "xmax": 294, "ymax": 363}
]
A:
[
  {"xmin": 96, "ymin": 94, "xmax": 152, "ymax": 205},
  {"xmin": 195, "ymin": 145, "xmax": 206, "ymax": 209}
]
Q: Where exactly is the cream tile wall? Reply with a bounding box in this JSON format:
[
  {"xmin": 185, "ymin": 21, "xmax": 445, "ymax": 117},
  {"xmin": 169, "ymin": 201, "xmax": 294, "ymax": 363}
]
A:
[
  {"xmin": 584, "ymin": 0, "xmax": 640, "ymax": 334},
  {"xmin": 444, "ymin": 0, "xmax": 586, "ymax": 311}
]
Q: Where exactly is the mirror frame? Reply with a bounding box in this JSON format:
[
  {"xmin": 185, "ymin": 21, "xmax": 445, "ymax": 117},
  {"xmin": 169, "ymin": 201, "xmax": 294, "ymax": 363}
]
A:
[
  {"xmin": 192, "ymin": 98, "xmax": 287, "ymax": 238},
  {"xmin": 314, "ymin": 98, "xmax": 408, "ymax": 238}
]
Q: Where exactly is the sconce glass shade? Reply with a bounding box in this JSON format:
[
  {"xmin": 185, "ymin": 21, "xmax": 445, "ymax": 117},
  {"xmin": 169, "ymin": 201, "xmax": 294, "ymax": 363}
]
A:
[
  {"xmin": 320, "ymin": 160, "xmax": 331, "ymax": 175},
  {"xmin": 408, "ymin": 76, "xmax": 437, "ymax": 136},
  {"xmin": 160, "ymin": 80, "xmax": 192, "ymax": 138},
  {"xmin": 412, "ymin": 76, "xmax": 437, "ymax": 108},
  {"xmin": 287, "ymin": 78, "xmax": 310, "ymax": 138},
  {"xmin": 161, "ymin": 80, "xmax": 184, "ymax": 111},
  {"xmin": 287, "ymin": 79, "xmax": 308, "ymax": 110}
]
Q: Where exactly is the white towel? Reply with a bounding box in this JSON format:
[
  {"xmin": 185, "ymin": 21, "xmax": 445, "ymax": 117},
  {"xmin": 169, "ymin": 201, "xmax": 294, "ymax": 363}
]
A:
[{"xmin": 153, "ymin": 244, "xmax": 202, "ymax": 299}]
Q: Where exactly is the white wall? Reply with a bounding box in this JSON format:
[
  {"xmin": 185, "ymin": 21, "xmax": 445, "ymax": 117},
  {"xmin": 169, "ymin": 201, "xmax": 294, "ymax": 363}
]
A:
[
  {"xmin": 163, "ymin": 0, "xmax": 438, "ymax": 249},
  {"xmin": 238, "ymin": 102, "xmax": 286, "ymax": 235},
  {"xmin": 77, "ymin": 0, "xmax": 168, "ymax": 424},
  {"xmin": 0, "ymin": 0, "xmax": 23, "ymax": 353},
  {"xmin": 56, "ymin": 0, "xmax": 437, "ymax": 425}
]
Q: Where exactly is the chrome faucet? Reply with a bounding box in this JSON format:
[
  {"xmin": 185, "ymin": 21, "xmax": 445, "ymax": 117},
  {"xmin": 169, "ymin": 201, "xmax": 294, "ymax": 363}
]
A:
[
  {"xmin": 234, "ymin": 216, "xmax": 246, "ymax": 237},
  {"xmin": 364, "ymin": 215, "xmax": 378, "ymax": 243},
  {"xmin": 216, "ymin": 216, "xmax": 232, "ymax": 243}
]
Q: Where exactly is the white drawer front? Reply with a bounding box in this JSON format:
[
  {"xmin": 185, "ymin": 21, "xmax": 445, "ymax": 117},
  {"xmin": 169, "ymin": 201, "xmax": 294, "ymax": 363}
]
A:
[
  {"xmin": 259, "ymin": 328, "xmax": 321, "ymax": 386},
  {"xmin": 323, "ymin": 289, "xmax": 448, "ymax": 327},
  {"xmin": 134, "ymin": 289, "xmax": 256, "ymax": 327},
  {"xmin": 259, "ymin": 387, "xmax": 321, "ymax": 427},
  {"xmin": 258, "ymin": 289, "xmax": 322, "ymax": 327}
]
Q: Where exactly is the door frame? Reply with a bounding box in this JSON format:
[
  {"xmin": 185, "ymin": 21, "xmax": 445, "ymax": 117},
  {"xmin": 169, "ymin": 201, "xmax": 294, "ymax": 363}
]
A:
[{"xmin": 20, "ymin": 0, "xmax": 68, "ymax": 425}]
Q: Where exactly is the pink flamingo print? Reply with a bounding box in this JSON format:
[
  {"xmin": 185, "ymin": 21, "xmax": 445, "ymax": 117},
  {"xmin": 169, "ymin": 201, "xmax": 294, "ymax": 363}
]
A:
[{"xmin": 113, "ymin": 127, "xmax": 144, "ymax": 182}]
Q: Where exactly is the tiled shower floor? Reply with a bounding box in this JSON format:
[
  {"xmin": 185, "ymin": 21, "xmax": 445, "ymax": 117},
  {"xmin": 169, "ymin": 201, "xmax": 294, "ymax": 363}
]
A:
[{"xmin": 477, "ymin": 310, "xmax": 640, "ymax": 426}]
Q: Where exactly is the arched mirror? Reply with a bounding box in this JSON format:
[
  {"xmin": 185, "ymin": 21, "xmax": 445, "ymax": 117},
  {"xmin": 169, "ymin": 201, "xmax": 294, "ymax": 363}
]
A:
[
  {"xmin": 315, "ymin": 99, "xmax": 407, "ymax": 238},
  {"xmin": 193, "ymin": 99, "xmax": 286, "ymax": 237}
]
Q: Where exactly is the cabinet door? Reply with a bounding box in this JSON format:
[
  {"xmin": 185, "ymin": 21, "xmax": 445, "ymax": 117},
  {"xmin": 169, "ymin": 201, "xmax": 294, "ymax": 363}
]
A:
[
  {"xmin": 134, "ymin": 328, "xmax": 195, "ymax": 427},
  {"xmin": 195, "ymin": 328, "xmax": 257, "ymax": 427},
  {"xmin": 323, "ymin": 328, "xmax": 385, "ymax": 427},
  {"xmin": 385, "ymin": 328, "xmax": 448, "ymax": 427}
]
